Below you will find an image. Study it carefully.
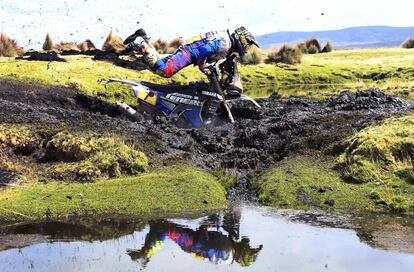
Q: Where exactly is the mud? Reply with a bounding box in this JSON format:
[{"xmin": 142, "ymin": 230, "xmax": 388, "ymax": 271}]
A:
[
  {"xmin": 16, "ymin": 50, "xmax": 147, "ymax": 71},
  {"xmin": 0, "ymin": 80, "xmax": 413, "ymax": 182},
  {"xmin": 0, "ymin": 169, "xmax": 17, "ymax": 186},
  {"xmin": 17, "ymin": 51, "xmax": 66, "ymax": 62}
]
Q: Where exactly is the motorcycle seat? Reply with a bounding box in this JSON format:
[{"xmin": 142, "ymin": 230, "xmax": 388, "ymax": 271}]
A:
[{"xmin": 140, "ymin": 81, "xmax": 208, "ymax": 94}]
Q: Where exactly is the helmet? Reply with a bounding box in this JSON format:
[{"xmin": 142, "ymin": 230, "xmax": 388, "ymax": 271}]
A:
[{"xmin": 232, "ymin": 26, "xmax": 260, "ymax": 56}]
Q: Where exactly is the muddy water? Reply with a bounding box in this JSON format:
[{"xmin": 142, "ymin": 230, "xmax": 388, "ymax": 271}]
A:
[{"xmin": 1, "ymin": 205, "xmax": 413, "ymax": 272}]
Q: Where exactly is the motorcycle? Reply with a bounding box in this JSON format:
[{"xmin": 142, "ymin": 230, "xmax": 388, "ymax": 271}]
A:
[{"xmin": 107, "ymin": 31, "xmax": 261, "ymax": 129}]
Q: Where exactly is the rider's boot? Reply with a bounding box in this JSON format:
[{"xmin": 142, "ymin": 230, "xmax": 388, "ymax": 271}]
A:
[{"xmin": 130, "ymin": 36, "xmax": 160, "ymax": 69}]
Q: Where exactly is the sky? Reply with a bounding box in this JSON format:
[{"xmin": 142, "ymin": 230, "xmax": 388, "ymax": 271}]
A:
[{"xmin": 1, "ymin": 0, "xmax": 414, "ymax": 49}]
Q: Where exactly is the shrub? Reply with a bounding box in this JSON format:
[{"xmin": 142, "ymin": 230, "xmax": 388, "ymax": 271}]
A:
[
  {"xmin": 164, "ymin": 37, "xmax": 184, "ymax": 54},
  {"xmin": 305, "ymin": 37, "xmax": 321, "ymax": 53},
  {"xmin": 54, "ymin": 42, "xmax": 79, "ymax": 52},
  {"xmin": 401, "ymin": 37, "xmax": 414, "ymax": 49},
  {"xmin": 296, "ymin": 42, "xmax": 308, "ymax": 53},
  {"xmin": 42, "ymin": 33, "xmax": 54, "ymax": 51},
  {"xmin": 0, "ymin": 33, "xmax": 25, "ymax": 57},
  {"xmin": 152, "ymin": 38, "xmax": 169, "ymax": 53},
  {"xmin": 307, "ymin": 44, "xmax": 319, "ymax": 54},
  {"xmin": 241, "ymin": 47, "xmax": 262, "ymax": 65},
  {"xmin": 168, "ymin": 37, "xmax": 184, "ymax": 49},
  {"xmin": 265, "ymin": 44, "xmax": 302, "ymax": 65},
  {"xmin": 322, "ymin": 41, "xmax": 334, "ymax": 53},
  {"xmin": 102, "ymin": 29, "xmax": 126, "ymax": 52},
  {"xmin": 78, "ymin": 39, "xmax": 96, "ymax": 52}
]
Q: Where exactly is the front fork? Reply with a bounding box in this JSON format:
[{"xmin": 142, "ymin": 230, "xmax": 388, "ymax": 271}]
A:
[{"xmin": 207, "ymin": 67, "xmax": 235, "ymax": 123}]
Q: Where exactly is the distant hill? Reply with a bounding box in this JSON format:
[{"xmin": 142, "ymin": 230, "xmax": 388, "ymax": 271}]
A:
[{"xmin": 256, "ymin": 26, "xmax": 414, "ymax": 49}]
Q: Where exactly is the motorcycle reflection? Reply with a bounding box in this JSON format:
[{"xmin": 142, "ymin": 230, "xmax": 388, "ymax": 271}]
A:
[{"xmin": 127, "ymin": 208, "xmax": 262, "ymax": 267}]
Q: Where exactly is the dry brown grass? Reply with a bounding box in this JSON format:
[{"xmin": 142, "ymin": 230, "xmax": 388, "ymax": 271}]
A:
[
  {"xmin": 0, "ymin": 33, "xmax": 25, "ymax": 57},
  {"xmin": 402, "ymin": 37, "xmax": 414, "ymax": 49},
  {"xmin": 42, "ymin": 33, "xmax": 54, "ymax": 51},
  {"xmin": 102, "ymin": 29, "xmax": 126, "ymax": 52},
  {"xmin": 152, "ymin": 38, "xmax": 169, "ymax": 53},
  {"xmin": 266, "ymin": 44, "xmax": 303, "ymax": 65},
  {"xmin": 78, "ymin": 40, "xmax": 96, "ymax": 52},
  {"xmin": 305, "ymin": 38, "xmax": 321, "ymax": 53},
  {"xmin": 322, "ymin": 41, "xmax": 334, "ymax": 53},
  {"xmin": 242, "ymin": 47, "xmax": 263, "ymax": 65},
  {"xmin": 54, "ymin": 42, "xmax": 79, "ymax": 52}
]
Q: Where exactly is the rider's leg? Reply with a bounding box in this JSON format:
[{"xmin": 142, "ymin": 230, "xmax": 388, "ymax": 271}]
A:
[
  {"xmin": 151, "ymin": 48, "xmax": 192, "ymax": 78},
  {"xmin": 133, "ymin": 38, "xmax": 192, "ymax": 78}
]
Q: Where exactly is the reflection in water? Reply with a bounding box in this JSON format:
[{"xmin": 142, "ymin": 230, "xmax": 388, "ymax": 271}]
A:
[
  {"xmin": 127, "ymin": 208, "xmax": 262, "ymax": 267},
  {"xmin": 1, "ymin": 206, "xmax": 414, "ymax": 272}
]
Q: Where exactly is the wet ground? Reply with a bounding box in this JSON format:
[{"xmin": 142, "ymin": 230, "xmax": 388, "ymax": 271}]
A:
[
  {"xmin": 1, "ymin": 79, "xmax": 413, "ymax": 181},
  {"xmin": 1, "ymin": 205, "xmax": 413, "ymax": 272}
]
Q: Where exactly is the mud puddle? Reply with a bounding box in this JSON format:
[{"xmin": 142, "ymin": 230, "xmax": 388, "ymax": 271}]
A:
[{"xmin": 1, "ymin": 205, "xmax": 413, "ymax": 272}]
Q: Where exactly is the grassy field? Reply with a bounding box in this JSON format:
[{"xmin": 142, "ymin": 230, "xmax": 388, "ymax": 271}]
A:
[
  {"xmin": 0, "ymin": 164, "xmax": 227, "ymax": 223},
  {"xmin": 0, "ymin": 48, "xmax": 413, "ymax": 101}
]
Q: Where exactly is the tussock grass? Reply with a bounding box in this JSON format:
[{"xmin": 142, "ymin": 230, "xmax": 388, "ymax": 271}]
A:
[
  {"xmin": 242, "ymin": 47, "xmax": 263, "ymax": 65},
  {"xmin": 305, "ymin": 37, "xmax": 322, "ymax": 53},
  {"xmin": 265, "ymin": 44, "xmax": 303, "ymax": 64},
  {"xmin": 78, "ymin": 39, "xmax": 96, "ymax": 52},
  {"xmin": 0, "ymin": 125, "xmax": 148, "ymax": 182},
  {"xmin": 54, "ymin": 42, "xmax": 79, "ymax": 52},
  {"xmin": 0, "ymin": 33, "xmax": 24, "ymax": 57},
  {"xmin": 152, "ymin": 38, "xmax": 169, "ymax": 53},
  {"xmin": 102, "ymin": 29, "xmax": 126, "ymax": 52},
  {"xmin": 401, "ymin": 37, "xmax": 414, "ymax": 49},
  {"xmin": 42, "ymin": 33, "xmax": 54, "ymax": 51},
  {"xmin": 307, "ymin": 44, "xmax": 319, "ymax": 54},
  {"xmin": 322, "ymin": 41, "xmax": 334, "ymax": 53},
  {"xmin": 166, "ymin": 37, "xmax": 184, "ymax": 53}
]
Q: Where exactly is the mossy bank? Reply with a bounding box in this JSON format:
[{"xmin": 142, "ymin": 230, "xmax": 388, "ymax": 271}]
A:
[
  {"xmin": 0, "ymin": 124, "xmax": 228, "ymax": 223},
  {"xmin": 252, "ymin": 113, "xmax": 414, "ymax": 215},
  {"xmin": 0, "ymin": 165, "xmax": 227, "ymax": 223}
]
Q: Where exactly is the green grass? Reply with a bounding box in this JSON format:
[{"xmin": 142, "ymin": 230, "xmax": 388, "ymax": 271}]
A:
[
  {"xmin": 0, "ymin": 164, "xmax": 227, "ymax": 223},
  {"xmin": 0, "ymin": 55, "xmax": 204, "ymax": 105},
  {"xmin": 242, "ymin": 48, "xmax": 414, "ymax": 98},
  {"xmin": 251, "ymin": 156, "xmax": 377, "ymax": 212},
  {"xmin": 0, "ymin": 124, "xmax": 148, "ymax": 182},
  {"xmin": 1, "ymin": 48, "xmax": 414, "ymax": 101},
  {"xmin": 337, "ymin": 113, "xmax": 414, "ymax": 212},
  {"xmin": 252, "ymin": 119, "xmax": 414, "ymax": 214}
]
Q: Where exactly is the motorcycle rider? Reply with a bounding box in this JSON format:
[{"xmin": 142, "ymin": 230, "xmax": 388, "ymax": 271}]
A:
[{"xmin": 125, "ymin": 27, "xmax": 260, "ymax": 97}]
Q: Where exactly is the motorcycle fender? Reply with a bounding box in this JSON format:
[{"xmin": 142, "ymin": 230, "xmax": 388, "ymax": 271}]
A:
[{"xmin": 133, "ymin": 85, "xmax": 157, "ymax": 106}]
